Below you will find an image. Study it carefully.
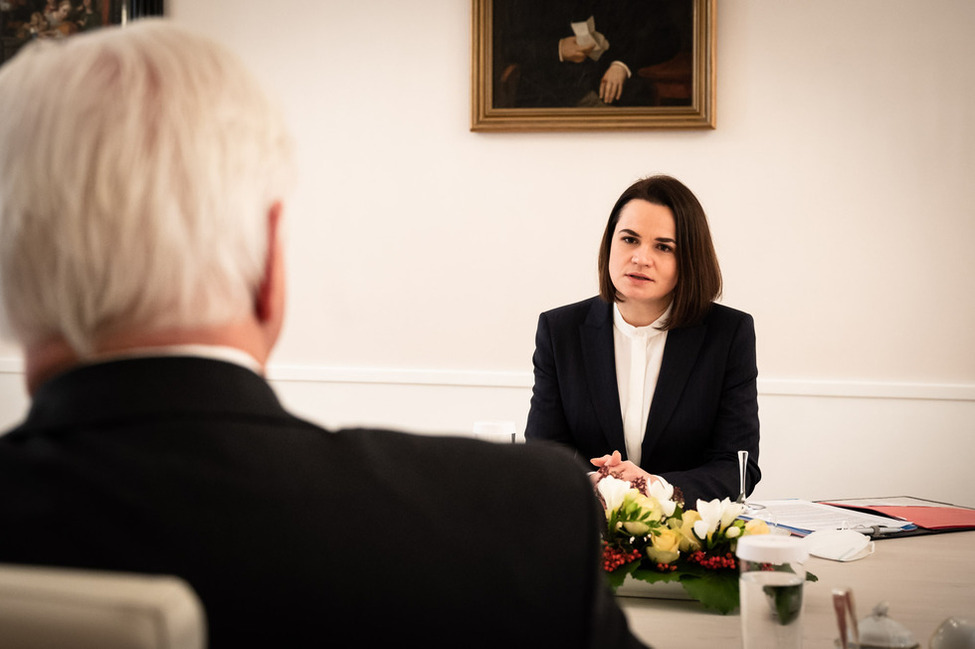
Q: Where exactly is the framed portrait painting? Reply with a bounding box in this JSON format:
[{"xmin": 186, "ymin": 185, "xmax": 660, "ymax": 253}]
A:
[
  {"xmin": 1, "ymin": 0, "xmax": 164, "ymax": 67},
  {"xmin": 471, "ymin": 0, "xmax": 715, "ymax": 132}
]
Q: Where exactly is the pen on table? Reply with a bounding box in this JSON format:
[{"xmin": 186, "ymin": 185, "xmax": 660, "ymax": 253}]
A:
[{"xmin": 862, "ymin": 525, "xmax": 906, "ymax": 538}]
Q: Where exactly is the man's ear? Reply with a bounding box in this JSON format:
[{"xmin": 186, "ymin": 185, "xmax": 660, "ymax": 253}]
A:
[{"xmin": 255, "ymin": 201, "xmax": 284, "ymax": 325}]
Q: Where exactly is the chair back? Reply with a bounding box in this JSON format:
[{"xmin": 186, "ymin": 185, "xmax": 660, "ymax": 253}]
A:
[{"xmin": 0, "ymin": 563, "xmax": 206, "ymax": 649}]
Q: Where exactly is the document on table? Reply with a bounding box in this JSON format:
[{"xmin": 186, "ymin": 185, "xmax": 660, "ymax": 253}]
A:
[
  {"xmin": 820, "ymin": 496, "xmax": 975, "ymax": 531},
  {"xmin": 744, "ymin": 499, "xmax": 916, "ymax": 537}
]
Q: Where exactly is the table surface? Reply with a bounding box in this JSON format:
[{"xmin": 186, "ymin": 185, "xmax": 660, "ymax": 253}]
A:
[{"xmin": 618, "ymin": 530, "xmax": 975, "ymax": 649}]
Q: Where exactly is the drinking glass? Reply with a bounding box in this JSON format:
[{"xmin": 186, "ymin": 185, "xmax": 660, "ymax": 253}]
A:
[
  {"xmin": 472, "ymin": 421, "xmax": 517, "ymax": 443},
  {"xmin": 737, "ymin": 535, "xmax": 809, "ymax": 649},
  {"xmin": 737, "ymin": 450, "xmax": 765, "ymax": 512}
]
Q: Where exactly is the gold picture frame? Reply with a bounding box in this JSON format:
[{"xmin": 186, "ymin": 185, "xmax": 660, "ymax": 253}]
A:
[{"xmin": 471, "ymin": 0, "xmax": 715, "ymax": 132}]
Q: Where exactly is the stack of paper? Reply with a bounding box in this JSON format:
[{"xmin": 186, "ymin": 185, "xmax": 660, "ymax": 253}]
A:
[{"xmin": 744, "ymin": 499, "xmax": 916, "ymax": 537}]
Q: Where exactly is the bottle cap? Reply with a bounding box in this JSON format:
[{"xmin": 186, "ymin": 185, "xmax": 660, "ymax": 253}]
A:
[{"xmin": 736, "ymin": 534, "xmax": 809, "ymax": 563}]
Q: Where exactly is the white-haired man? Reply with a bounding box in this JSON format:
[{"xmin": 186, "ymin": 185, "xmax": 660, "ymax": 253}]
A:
[{"xmin": 0, "ymin": 20, "xmax": 648, "ymax": 649}]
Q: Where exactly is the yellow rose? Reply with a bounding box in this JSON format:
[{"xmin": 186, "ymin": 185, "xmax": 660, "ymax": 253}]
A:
[
  {"xmin": 645, "ymin": 528, "xmax": 681, "ymax": 565},
  {"xmin": 676, "ymin": 511, "xmax": 703, "ymax": 552},
  {"xmin": 744, "ymin": 518, "xmax": 771, "ymax": 536},
  {"xmin": 624, "ymin": 491, "xmax": 663, "ymax": 522}
]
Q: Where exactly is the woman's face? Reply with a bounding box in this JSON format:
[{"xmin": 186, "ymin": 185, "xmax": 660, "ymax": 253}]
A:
[{"xmin": 608, "ymin": 199, "xmax": 678, "ymax": 317}]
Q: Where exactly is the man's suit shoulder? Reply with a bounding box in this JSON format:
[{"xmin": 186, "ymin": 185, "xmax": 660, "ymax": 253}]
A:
[{"xmin": 336, "ymin": 427, "xmax": 594, "ymax": 491}]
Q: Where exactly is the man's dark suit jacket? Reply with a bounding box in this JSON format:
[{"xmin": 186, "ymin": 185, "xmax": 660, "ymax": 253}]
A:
[
  {"xmin": 525, "ymin": 297, "xmax": 761, "ymax": 507},
  {"xmin": 0, "ymin": 356, "xmax": 647, "ymax": 649}
]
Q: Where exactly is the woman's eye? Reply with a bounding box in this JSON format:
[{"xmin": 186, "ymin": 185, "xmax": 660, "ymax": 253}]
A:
[
  {"xmin": 621, "ymin": 236, "xmax": 638, "ymax": 245},
  {"xmin": 656, "ymin": 243, "xmax": 674, "ymax": 253}
]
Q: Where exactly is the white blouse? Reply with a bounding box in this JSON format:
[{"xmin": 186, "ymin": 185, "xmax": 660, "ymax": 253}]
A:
[{"xmin": 612, "ymin": 303, "xmax": 671, "ymax": 466}]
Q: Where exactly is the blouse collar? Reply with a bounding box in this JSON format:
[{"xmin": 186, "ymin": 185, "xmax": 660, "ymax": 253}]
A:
[{"xmin": 612, "ymin": 302, "xmax": 671, "ymax": 339}]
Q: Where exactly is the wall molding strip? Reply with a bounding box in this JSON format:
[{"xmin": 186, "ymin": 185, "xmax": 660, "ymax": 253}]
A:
[{"xmin": 2, "ymin": 358, "xmax": 972, "ymax": 402}]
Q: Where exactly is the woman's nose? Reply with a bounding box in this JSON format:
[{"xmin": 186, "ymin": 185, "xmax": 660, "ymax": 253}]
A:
[{"xmin": 632, "ymin": 248, "xmax": 651, "ymax": 266}]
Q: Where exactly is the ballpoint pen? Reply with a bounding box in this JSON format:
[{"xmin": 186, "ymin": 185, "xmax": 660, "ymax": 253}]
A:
[{"xmin": 853, "ymin": 524, "xmax": 909, "ymax": 538}]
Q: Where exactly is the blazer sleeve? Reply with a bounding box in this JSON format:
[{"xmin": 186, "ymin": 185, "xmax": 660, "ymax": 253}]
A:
[
  {"xmin": 524, "ymin": 311, "xmax": 575, "ymax": 447},
  {"xmin": 655, "ymin": 311, "xmax": 760, "ymax": 506}
]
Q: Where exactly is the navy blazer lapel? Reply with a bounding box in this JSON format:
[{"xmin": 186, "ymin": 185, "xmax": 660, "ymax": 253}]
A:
[
  {"xmin": 579, "ymin": 300, "xmax": 627, "ymax": 459},
  {"xmin": 641, "ymin": 321, "xmax": 708, "ymax": 461}
]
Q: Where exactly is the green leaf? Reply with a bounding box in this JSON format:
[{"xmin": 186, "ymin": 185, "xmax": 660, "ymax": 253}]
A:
[
  {"xmin": 604, "ymin": 560, "xmax": 640, "ymax": 590},
  {"xmin": 678, "ymin": 571, "xmax": 740, "ymax": 615},
  {"xmin": 762, "ymin": 581, "xmax": 803, "ymax": 625}
]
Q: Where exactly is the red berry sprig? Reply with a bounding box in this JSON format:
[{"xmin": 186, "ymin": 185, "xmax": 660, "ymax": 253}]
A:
[
  {"xmin": 602, "ymin": 545, "xmax": 643, "ymax": 572},
  {"xmin": 686, "ymin": 550, "xmax": 737, "ymax": 571}
]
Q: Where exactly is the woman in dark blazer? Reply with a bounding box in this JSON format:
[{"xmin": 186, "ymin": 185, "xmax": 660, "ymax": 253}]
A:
[{"xmin": 525, "ymin": 175, "xmax": 760, "ymax": 507}]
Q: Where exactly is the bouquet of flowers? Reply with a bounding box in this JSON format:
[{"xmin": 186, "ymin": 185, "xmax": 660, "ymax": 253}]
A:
[{"xmin": 595, "ymin": 470, "xmax": 775, "ymax": 614}]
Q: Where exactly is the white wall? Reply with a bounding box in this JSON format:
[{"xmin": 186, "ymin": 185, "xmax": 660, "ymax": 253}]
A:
[{"xmin": 2, "ymin": 1, "xmax": 973, "ymax": 506}]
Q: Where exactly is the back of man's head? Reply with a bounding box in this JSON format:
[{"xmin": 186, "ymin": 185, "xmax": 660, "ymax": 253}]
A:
[{"xmin": 0, "ymin": 20, "xmax": 295, "ymax": 356}]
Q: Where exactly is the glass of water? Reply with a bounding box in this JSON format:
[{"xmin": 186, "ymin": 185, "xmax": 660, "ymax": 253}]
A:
[
  {"xmin": 737, "ymin": 535, "xmax": 809, "ymax": 649},
  {"xmin": 472, "ymin": 420, "xmax": 517, "ymax": 443}
]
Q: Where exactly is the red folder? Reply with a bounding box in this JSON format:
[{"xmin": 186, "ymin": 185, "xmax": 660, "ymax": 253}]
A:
[
  {"xmin": 821, "ymin": 498, "xmax": 975, "ymax": 531},
  {"xmin": 856, "ymin": 506, "xmax": 975, "ymax": 531}
]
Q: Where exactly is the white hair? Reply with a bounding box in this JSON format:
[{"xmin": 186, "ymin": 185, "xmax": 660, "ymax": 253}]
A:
[{"xmin": 0, "ymin": 20, "xmax": 295, "ymax": 355}]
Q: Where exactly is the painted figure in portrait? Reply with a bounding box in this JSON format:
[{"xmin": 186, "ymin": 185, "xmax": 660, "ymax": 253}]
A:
[{"xmin": 491, "ymin": 0, "xmax": 695, "ymax": 109}]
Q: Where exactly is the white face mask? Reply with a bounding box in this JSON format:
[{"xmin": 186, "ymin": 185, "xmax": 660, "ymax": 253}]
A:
[{"xmin": 803, "ymin": 529, "xmax": 875, "ymax": 562}]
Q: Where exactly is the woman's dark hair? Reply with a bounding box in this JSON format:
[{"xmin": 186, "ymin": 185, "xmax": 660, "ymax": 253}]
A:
[{"xmin": 597, "ymin": 175, "xmax": 722, "ymax": 329}]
